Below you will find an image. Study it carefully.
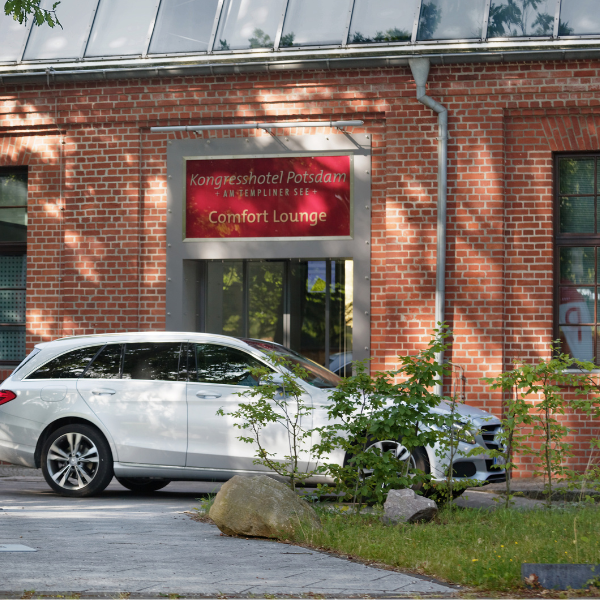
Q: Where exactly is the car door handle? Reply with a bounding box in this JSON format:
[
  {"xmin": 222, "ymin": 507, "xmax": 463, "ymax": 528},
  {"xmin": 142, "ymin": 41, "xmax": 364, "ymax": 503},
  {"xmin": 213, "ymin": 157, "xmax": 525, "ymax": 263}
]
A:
[
  {"xmin": 91, "ymin": 388, "xmax": 116, "ymax": 395},
  {"xmin": 196, "ymin": 392, "xmax": 222, "ymax": 399}
]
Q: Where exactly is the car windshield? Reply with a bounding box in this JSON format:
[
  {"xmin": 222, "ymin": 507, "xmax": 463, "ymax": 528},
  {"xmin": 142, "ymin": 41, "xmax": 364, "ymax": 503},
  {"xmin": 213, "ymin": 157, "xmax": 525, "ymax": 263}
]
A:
[{"xmin": 242, "ymin": 339, "xmax": 342, "ymax": 389}]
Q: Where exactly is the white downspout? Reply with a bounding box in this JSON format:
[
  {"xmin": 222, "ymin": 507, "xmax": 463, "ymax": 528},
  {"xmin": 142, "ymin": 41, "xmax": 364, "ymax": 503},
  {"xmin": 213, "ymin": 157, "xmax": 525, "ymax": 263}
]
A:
[{"xmin": 408, "ymin": 57, "xmax": 448, "ymax": 397}]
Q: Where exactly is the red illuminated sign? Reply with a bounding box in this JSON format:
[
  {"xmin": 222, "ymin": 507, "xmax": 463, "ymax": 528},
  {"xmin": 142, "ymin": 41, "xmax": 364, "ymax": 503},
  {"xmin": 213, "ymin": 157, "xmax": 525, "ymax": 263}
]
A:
[{"xmin": 185, "ymin": 155, "xmax": 351, "ymax": 239}]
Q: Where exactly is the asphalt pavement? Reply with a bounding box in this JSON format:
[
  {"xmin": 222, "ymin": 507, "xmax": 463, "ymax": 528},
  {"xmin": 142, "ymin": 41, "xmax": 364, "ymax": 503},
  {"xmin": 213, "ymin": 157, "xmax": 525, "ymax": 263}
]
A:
[{"xmin": 0, "ymin": 469, "xmax": 455, "ymax": 598}]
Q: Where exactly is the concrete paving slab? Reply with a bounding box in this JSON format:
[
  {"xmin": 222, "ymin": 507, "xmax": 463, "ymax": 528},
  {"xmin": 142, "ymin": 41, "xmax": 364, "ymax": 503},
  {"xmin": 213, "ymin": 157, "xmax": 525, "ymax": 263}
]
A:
[
  {"xmin": 0, "ymin": 477, "xmax": 454, "ymax": 597},
  {"xmin": 467, "ymin": 477, "xmax": 600, "ymax": 501},
  {"xmin": 454, "ymin": 490, "xmax": 544, "ymax": 510},
  {"xmin": 0, "ymin": 544, "xmax": 37, "ymax": 552}
]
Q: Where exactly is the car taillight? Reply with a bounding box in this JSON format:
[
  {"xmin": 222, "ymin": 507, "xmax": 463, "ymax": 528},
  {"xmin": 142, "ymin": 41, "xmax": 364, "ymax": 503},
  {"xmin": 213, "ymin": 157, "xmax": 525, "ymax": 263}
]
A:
[{"xmin": 0, "ymin": 390, "xmax": 17, "ymax": 406}]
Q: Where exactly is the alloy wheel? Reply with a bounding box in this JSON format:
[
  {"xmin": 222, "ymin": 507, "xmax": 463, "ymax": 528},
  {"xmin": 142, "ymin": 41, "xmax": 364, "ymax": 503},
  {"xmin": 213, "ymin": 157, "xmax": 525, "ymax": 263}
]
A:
[
  {"xmin": 46, "ymin": 432, "xmax": 100, "ymax": 491},
  {"xmin": 362, "ymin": 440, "xmax": 417, "ymax": 475}
]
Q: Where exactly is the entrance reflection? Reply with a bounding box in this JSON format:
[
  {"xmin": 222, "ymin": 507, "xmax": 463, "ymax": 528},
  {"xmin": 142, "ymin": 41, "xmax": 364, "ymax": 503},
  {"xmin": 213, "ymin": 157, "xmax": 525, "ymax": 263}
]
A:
[{"xmin": 202, "ymin": 259, "xmax": 352, "ymax": 370}]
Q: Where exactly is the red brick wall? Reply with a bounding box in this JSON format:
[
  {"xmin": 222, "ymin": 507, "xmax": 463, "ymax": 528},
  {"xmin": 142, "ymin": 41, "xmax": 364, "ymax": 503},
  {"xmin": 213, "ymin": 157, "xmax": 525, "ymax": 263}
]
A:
[{"xmin": 1, "ymin": 60, "xmax": 600, "ymax": 475}]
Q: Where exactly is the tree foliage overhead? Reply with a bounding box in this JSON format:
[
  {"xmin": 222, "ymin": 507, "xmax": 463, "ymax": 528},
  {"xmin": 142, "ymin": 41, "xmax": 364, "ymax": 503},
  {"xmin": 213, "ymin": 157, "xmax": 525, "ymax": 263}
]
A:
[{"xmin": 4, "ymin": 0, "xmax": 61, "ymax": 27}]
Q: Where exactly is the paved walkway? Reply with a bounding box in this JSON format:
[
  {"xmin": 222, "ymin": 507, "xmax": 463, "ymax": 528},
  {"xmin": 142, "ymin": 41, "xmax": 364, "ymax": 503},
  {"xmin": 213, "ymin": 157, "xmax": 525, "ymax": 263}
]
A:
[{"xmin": 0, "ymin": 470, "xmax": 453, "ymax": 597}]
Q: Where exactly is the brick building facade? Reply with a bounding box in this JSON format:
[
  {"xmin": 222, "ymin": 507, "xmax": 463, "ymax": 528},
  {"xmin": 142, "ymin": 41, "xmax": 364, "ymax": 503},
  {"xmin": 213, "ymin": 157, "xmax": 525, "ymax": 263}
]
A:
[{"xmin": 1, "ymin": 56, "xmax": 600, "ymax": 473}]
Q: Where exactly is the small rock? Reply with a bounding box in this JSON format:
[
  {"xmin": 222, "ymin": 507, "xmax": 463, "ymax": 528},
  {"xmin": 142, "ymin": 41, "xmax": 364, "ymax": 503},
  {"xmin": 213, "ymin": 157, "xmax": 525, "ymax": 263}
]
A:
[
  {"xmin": 382, "ymin": 488, "xmax": 438, "ymax": 524},
  {"xmin": 209, "ymin": 475, "xmax": 321, "ymax": 538}
]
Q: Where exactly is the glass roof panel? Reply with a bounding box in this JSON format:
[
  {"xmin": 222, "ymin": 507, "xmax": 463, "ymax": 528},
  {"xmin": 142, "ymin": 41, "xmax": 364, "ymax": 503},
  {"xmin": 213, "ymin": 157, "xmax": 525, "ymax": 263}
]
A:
[
  {"xmin": 0, "ymin": 13, "xmax": 30, "ymax": 62},
  {"xmin": 280, "ymin": 0, "xmax": 351, "ymax": 47},
  {"xmin": 349, "ymin": 0, "xmax": 415, "ymax": 44},
  {"xmin": 417, "ymin": 0, "xmax": 486, "ymax": 41},
  {"xmin": 214, "ymin": 0, "xmax": 283, "ymax": 51},
  {"xmin": 559, "ymin": 0, "xmax": 600, "ymax": 36},
  {"xmin": 150, "ymin": 0, "xmax": 219, "ymax": 54},
  {"xmin": 488, "ymin": 0, "xmax": 555, "ymax": 37},
  {"xmin": 85, "ymin": 0, "xmax": 159, "ymax": 57},
  {"xmin": 24, "ymin": 0, "xmax": 97, "ymax": 60}
]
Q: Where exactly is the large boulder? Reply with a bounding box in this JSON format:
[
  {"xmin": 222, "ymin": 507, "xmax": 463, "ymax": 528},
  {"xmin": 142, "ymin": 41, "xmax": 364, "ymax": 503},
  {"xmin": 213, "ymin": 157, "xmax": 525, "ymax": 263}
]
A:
[
  {"xmin": 382, "ymin": 488, "xmax": 438, "ymax": 525},
  {"xmin": 209, "ymin": 475, "xmax": 321, "ymax": 538}
]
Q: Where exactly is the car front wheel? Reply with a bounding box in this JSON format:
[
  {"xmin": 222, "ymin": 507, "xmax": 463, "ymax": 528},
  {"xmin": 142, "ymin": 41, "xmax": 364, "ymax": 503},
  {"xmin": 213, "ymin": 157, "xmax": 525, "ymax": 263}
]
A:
[
  {"xmin": 41, "ymin": 424, "xmax": 114, "ymax": 497},
  {"xmin": 116, "ymin": 477, "xmax": 171, "ymax": 492},
  {"xmin": 345, "ymin": 439, "xmax": 431, "ymax": 495}
]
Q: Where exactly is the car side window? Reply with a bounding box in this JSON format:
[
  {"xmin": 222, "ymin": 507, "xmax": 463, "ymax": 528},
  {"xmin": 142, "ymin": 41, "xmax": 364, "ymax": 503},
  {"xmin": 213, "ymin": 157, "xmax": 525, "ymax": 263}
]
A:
[
  {"xmin": 27, "ymin": 345, "xmax": 103, "ymax": 379},
  {"xmin": 122, "ymin": 342, "xmax": 182, "ymax": 381},
  {"xmin": 190, "ymin": 344, "xmax": 270, "ymax": 387},
  {"xmin": 83, "ymin": 344, "xmax": 123, "ymax": 379}
]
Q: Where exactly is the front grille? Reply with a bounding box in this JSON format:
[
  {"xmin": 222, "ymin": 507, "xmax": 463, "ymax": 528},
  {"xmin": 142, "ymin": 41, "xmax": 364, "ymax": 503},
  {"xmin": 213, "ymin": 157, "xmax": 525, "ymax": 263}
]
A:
[
  {"xmin": 485, "ymin": 459, "xmax": 505, "ymax": 473},
  {"xmin": 480, "ymin": 424, "xmax": 502, "ymax": 451}
]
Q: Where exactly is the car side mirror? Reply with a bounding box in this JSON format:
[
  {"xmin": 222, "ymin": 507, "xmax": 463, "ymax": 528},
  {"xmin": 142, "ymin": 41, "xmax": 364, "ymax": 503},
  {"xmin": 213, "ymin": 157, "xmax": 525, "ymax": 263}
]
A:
[
  {"xmin": 259, "ymin": 372, "xmax": 285, "ymax": 386},
  {"xmin": 258, "ymin": 372, "xmax": 286, "ymax": 394}
]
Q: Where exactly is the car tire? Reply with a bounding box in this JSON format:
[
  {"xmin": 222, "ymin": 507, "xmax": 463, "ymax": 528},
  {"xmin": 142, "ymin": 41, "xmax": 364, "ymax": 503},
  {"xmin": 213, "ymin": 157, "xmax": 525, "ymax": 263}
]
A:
[
  {"xmin": 408, "ymin": 446, "xmax": 431, "ymax": 493},
  {"xmin": 345, "ymin": 439, "xmax": 431, "ymax": 494},
  {"xmin": 116, "ymin": 477, "xmax": 171, "ymax": 492},
  {"xmin": 41, "ymin": 423, "xmax": 114, "ymax": 498}
]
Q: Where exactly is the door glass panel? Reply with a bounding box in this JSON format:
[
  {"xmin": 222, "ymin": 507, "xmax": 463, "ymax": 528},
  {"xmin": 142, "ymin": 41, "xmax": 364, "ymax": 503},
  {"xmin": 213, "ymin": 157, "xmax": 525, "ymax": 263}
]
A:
[
  {"xmin": 328, "ymin": 259, "xmax": 353, "ymax": 376},
  {"xmin": 560, "ymin": 197, "xmax": 595, "ymax": 234},
  {"xmin": 122, "ymin": 342, "xmax": 182, "ymax": 381},
  {"xmin": 559, "ymin": 0, "xmax": 600, "ymax": 36},
  {"xmin": 24, "ymin": 0, "xmax": 97, "ymax": 60},
  {"xmin": 248, "ymin": 262, "xmax": 284, "ymax": 343},
  {"xmin": 192, "ymin": 343, "xmax": 267, "ymax": 385},
  {"xmin": 222, "ymin": 261, "xmax": 244, "ymax": 336},
  {"xmin": 417, "ymin": 0, "xmax": 486, "ymax": 41},
  {"xmin": 150, "ymin": 0, "xmax": 220, "ymax": 54},
  {"xmin": 214, "ymin": 0, "xmax": 283, "ymax": 51},
  {"xmin": 349, "ymin": 0, "xmax": 413, "ymax": 44},
  {"xmin": 488, "ymin": 0, "xmax": 555, "ymax": 37},
  {"xmin": 280, "ymin": 0, "xmax": 350, "ymax": 47},
  {"xmin": 27, "ymin": 345, "xmax": 103, "ymax": 379},
  {"xmin": 290, "ymin": 260, "xmax": 326, "ymax": 365},
  {"xmin": 201, "ymin": 258, "xmax": 353, "ymax": 369},
  {"xmin": 83, "ymin": 344, "xmax": 123, "ymax": 379}
]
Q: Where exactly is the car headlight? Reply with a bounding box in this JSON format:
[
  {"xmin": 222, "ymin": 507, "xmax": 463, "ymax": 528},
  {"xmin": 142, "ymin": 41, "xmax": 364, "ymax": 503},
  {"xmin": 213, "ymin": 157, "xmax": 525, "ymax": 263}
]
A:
[{"xmin": 452, "ymin": 422, "xmax": 477, "ymax": 445}]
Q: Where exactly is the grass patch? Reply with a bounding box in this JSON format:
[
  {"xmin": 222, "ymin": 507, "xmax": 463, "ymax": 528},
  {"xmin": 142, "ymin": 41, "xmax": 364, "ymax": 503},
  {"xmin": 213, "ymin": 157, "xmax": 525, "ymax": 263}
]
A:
[
  {"xmin": 187, "ymin": 493, "xmax": 218, "ymax": 523},
  {"xmin": 292, "ymin": 504, "xmax": 600, "ymax": 592}
]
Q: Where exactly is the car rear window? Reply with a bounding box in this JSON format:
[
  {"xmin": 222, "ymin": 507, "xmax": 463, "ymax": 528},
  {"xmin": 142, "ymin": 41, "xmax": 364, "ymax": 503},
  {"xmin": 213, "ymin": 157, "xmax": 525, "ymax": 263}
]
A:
[
  {"xmin": 27, "ymin": 345, "xmax": 103, "ymax": 379},
  {"xmin": 82, "ymin": 344, "xmax": 123, "ymax": 379},
  {"xmin": 122, "ymin": 342, "xmax": 183, "ymax": 381}
]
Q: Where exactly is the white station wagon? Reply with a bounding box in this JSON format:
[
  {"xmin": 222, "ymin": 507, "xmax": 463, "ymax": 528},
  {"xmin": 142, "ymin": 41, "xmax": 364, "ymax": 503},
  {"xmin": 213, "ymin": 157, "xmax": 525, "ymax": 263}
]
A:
[{"xmin": 0, "ymin": 332, "xmax": 505, "ymax": 497}]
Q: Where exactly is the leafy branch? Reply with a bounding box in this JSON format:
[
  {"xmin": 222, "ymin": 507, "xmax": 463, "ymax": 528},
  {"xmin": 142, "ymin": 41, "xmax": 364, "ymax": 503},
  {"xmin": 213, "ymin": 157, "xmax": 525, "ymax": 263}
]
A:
[{"xmin": 4, "ymin": 0, "xmax": 61, "ymax": 27}]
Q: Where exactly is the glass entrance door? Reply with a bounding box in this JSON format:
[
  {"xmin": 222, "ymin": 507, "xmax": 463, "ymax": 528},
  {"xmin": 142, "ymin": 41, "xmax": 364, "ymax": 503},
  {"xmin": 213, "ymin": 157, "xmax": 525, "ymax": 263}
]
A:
[{"xmin": 201, "ymin": 259, "xmax": 352, "ymax": 371}]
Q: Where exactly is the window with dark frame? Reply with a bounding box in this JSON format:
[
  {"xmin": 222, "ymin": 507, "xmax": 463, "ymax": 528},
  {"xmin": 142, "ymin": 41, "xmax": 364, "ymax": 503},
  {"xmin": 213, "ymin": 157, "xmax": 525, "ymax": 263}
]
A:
[
  {"xmin": 555, "ymin": 154, "xmax": 600, "ymax": 365},
  {"xmin": 0, "ymin": 168, "xmax": 27, "ymax": 365}
]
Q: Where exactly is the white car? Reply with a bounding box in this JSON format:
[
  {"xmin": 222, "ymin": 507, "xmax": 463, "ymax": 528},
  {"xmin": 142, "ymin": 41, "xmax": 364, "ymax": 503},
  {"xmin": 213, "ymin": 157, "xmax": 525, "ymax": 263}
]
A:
[{"xmin": 0, "ymin": 332, "xmax": 505, "ymax": 497}]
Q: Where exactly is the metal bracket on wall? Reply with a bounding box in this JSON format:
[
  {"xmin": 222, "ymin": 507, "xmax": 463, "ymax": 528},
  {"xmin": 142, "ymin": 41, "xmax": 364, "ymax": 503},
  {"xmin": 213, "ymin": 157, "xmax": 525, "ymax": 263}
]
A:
[
  {"xmin": 259, "ymin": 127, "xmax": 290, "ymax": 152},
  {"xmin": 336, "ymin": 127, "xmax": 362, "ymax": 149}
]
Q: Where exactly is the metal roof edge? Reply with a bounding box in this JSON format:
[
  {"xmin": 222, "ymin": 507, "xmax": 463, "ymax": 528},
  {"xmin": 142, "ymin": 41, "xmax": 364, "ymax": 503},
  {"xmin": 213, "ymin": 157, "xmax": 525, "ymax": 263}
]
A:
[{"xmin": 1, "ymin": 46, "xmax": 600, "ymax": 85}]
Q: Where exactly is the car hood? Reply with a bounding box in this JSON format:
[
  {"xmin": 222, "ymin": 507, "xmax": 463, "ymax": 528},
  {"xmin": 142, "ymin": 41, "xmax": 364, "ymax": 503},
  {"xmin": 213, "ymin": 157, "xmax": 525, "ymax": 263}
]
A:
[
  {"xmin": 315, "ymin": 387, "xmax": 500, "ymax": 426},
  {"xmin": 432, "ymin": 400, "xmax": 500, "ymax": 426}
]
